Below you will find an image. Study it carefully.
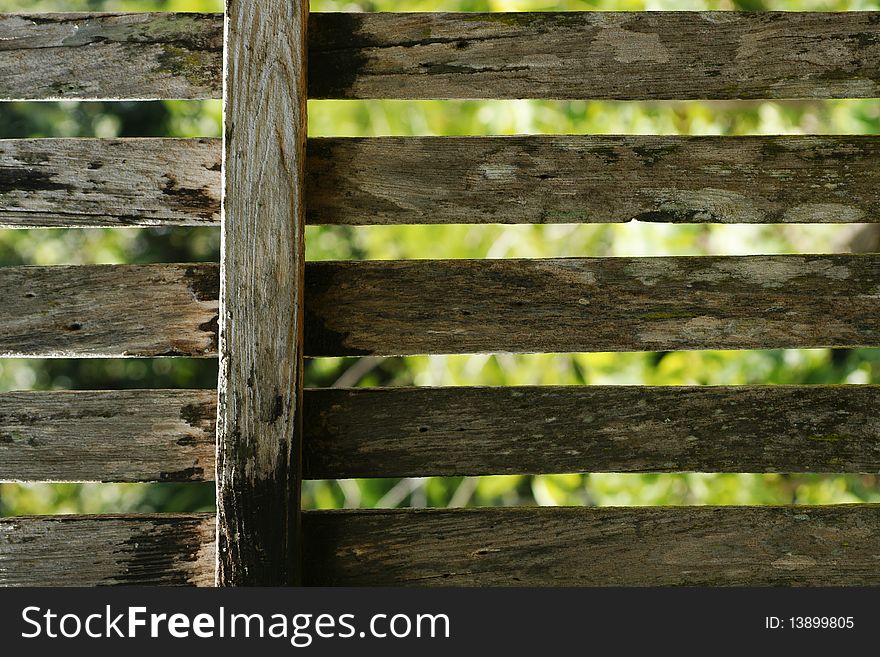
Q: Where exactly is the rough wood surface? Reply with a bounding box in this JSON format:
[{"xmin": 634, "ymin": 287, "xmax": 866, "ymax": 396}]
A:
[
  {"xmin": 307, "ymin": 136, "xmax": 880, "ymax": 225},
  {"xmin": 303, "ymin": 506, "xmax": 880, "ymax": 586},
  {"xmin": 305, "ymin": 255, "xmax": 880, "ymax": 356},
  {"xmin": 308, "ymin": 12, "xmax": 880, "ymax": 100},
  {"xmin": 0, "ymin": 13, "xmax": 223, "ymax": 101},
  {"xmin": 0, "ymin": 514, "xmax": 215, "ymax": 586},
  {"xmin": 7, "ymin": 135, "xmax": 878, "ymax": 227},
  {"xmin": 217, "ymin": 0, "xmax": 307, "ymax": 586},
  {"xmin": 0, "ymin": 389, "xmax": 215, "ymax": 483},
  {"xmin": 4, "ymin": 12, "xmax": 877, "ymax": 101},
  {"xmin": 303, "ymin": 385, "xmax": 880, "ymax": 479},
  {"xmin": 0, "ymin": 263, "xmax": 218, "ymax": 358},
  {"xmin": 0, "ymin": 139, "xmax": 221, "ymax": 227}
]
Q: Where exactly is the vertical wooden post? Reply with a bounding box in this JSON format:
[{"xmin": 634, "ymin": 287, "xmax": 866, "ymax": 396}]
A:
[{"xmin": 216, "ymin": 0, "xmax": 307, "ymax": 585}]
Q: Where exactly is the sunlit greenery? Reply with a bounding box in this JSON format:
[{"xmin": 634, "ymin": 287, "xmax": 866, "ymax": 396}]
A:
[{"xmin": 2, "ymin": 0, "xmax": 879, "ymax": 516}]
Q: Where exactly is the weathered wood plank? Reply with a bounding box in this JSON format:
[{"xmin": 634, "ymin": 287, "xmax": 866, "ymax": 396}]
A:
[
  {"xmin": 7, "ymin": 135, "xmax": 879, "ymax": 228},
  {"xmin": 0, "ymin": 13, "xmax": 223, "ymax": 101},
  {"xmin": 303, "ymin": 506, "xmax": 880, "ymax": 586},
  {"xmin": 4, "ymin": 12, "xmax": 878, "ymax": 101},
  {"xmin": 0, "ymin": 139, "xmax": 221, "ymax": 227},
  {"xmin": 307, "ymin": 136, "xmax": 880, "ymax": 225},
  {"xmin": 3, "ymin": 385, "xmax": 876, "ymax": 482},
  {"xmin": 0, "ymin": 514, "xmax": 214, "ymax": 586},
  {"xmin": 217, "ymin": 0, "xmax": 307, "ymax": 586},
  {"xmin": 0, "ymin": 263, "xmax": 218, "ymax": 358},
  {"xmin": 0, "ymin": 389, "xmax": 215, "ymax": 483},
  {"xmin": 305, "ymin": 255, "xmax": 880, "ymax": 356},
  {"xmin": 309, "ymin": 12, "xmax": 880, "ymax": 100},
  {"xmin": 303, "ymin": 386, "xmax": 880, "ymax": 479}
]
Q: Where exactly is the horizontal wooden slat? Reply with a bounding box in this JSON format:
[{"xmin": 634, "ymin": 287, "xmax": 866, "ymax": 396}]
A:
[
  {"xmin": 0, "ymin": 514, "xmax": 214, "ymax": 586},
  {"xmin": 303, "ymin": 506, "xmax": 880, "ymax": 586},
  {"xmin": 6, "ymin": 508, "xmax": 879, "ymax": 586},
  {"xmin": 305, "ymin": 255, "xmax": 880, "ymax": 356},
  {"xmin": 7, "ymin": 135, "xmax": 879, "ymax": 228},
  {"xmin": 7, "ymin": 256, "xmax": 877, "ymax": 359},
  {"xmin": 3, "ymin": 385, "xmax": 877, "ymax": 482},
  {"xmin": 303, "ymin": 386, "xmax": 880, "ymax": 479},
  {"xmin": 308, "ymin": 12, "xmax": 880, "ymax": 100},
  {"xmin": 4, "ymin": 12, "xmax": 878, "ymax": 101},
  {"xmin": 307, "ymin": 136, "xmax": 880, "ymax": 225},
  {"xmin": 0, "ymin": 13, "xmax": 223, "ymax": 101},
  {"xmin": 0, "ymin": 263, "xmax": 218, "ymax": 358},
  {"xmin": 0, "ymin": 389, "xmax": 215, "ymax": 483},
  {"xmin": 0, "ymin": 139, "xmax": 221, "ymax": 227}
]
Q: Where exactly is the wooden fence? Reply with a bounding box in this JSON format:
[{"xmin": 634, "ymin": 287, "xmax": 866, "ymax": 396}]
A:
[{"xmin": 1, "ymin": 6, "xmax": 880, "ymax": 586}]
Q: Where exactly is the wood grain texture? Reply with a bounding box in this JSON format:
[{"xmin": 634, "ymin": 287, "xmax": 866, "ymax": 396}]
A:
[
  {"xmin": 0, "ymin": 263, "xmax": 218, "ymax": 358},
  {"xmin": 303, "ymin": 506, "xmax": 880, "ymax": 586},
  {"xmin": 0, "ymin": 514, "xmax": 214, "ymax": 586},
  {"xmin": 305, "ymin": 255, "xmax": 880, "ymax": 356},
  {"xmin": 307, "ymin": 136, "xmax": 880, "ymax": 225},
  {"xmin": 217, "ymin": 0, "xmax": 307, "ymax": 586},
  {"xmin": 0, "ymin": 13, "xmax": 223, "ymax": 101},
  {"xmin": 308, "ymin": 12, "xmax": 880, "ymax": 100},
  {"xmin": 0, "ymin": 138, "xmax": 221, "ymax": 227},
  {"xmin": 303, "ymin": 386, "xmax": 880, "ymax": 479},
  {"xmin": 4, "ymin": 12, "xmax": 878, "ymax": 101},
  {"xmin": 7, "ymin": 135, "xmax": 876, "ymax": 228},
  {"xmin": 0, "ymin": 389, "xmax": 215, "ymax": 483}
]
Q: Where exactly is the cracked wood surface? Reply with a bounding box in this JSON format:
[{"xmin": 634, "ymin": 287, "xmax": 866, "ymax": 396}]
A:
[
  {"xmin": 6, "ymin": 508, "xmax": 880, "ymax": 586},
  {"xmin": 0, "ymin": 389, "xmax": 216, "ymax": 483},
  {"xmin": 303, "ymin": 385, "xmax": 880, "ymax": 479},
  {"xmin": 0, "ymin": 13, "xmax": 223, "ymax": 100},
  {"xmin": 303, "ymin": 506, "xmax": 880, "ymax": 586},
  {"xmin": 6, "ymin": 136, "xmax": 880, "ymax": 227},
  {"xmin": 308, "ymin": 12, "xmax": 880, "ymax": 100},
  {"xmin": 305, "ymin": 255, "xmax": 880, "ymax": 356},
  {"xmin": 0, "ymin": 514, "xmax": 215, "ymax": 586},
  {"xmin": 307, "ymin": 136, "xmax": 880, "ymax": 225},
  {"xmin": 0, "ymin": 139, "xmax": 221, "ymax": 227},
  {"xmin": 0, "ymin": 263, "xmax": 218, "ymax": 358},
  {"xmin": 3, "ymin": 12, "xmax": 878, "ymax": 100},
  {"xmin": 216, "ymin": 0, "xmax": 307, "ymax": 586},
  {"xmin": 4, "ymin": 385, "xmax": 878, "ymax": 483}
]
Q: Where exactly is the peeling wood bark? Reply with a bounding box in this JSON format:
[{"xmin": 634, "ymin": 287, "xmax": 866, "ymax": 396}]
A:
[
  {"xmin": 0, "ymin": 13, "xmax": 223, "ymax": 101},
  {"xmin": 0, "ymin": 263, "xmax": 218, "ymax": 358},
  {"xmin": 0, "ymin": 389, "xmax": 215, "ymax": 483},
  {"xmin": 303, "ymin": 506, "xmax": 880, "ymax": 586},
  {"xmin": 0, "ymin": 139, "xmax": 221, "ymax": 227},
  {"xmin": 0, "ymin": 514, "xmax": 215, "ymax": 586},
  {"xmin": 307, "ymin": 136, "xmax": 880, "ymax": 225},
  {"xmin": 216, "ymin": 0, "xmax": 307, "ymax": 586},
  {"xmin": 309, "ymin": 12, "xmax": 880, "ymax": 100},
  {"xmin": 303, "ymin": 385, "xmax": 880, "ymax": 479},
  {"xmin": 305, "ymin": 255, "xmax": 880, "ymax": 355}
]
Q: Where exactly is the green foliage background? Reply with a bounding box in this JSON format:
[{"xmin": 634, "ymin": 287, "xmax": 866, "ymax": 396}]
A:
[{"xmin": 1, "ymin": 0, "xmax": 879, "ymax": 517}]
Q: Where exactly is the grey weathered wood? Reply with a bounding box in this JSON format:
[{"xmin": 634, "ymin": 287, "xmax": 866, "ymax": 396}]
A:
[
  {"xmin": 0, "ymin": 139, "xmax": 221, "ymax": 227},
  {"xmin": 4, "ymin": 12, "xmax": 878, "ymax": 101},
  {"xmin": 305, "ymin": 255, "xmax": 880, "ymax": 356},
  {"xmin": 0, "ymin": 389, "xmax": 215, "ymax": 483},
  {"xmin": 309, "ymin": 12, "xmax": 880, "ymax": 100},
  {"xmin": 307, "ymin": 136, "xmax": 880, "ymax": 225},
  {"xmin": 0, "ymin": 514, "xmax": 215, "ymax": 586},
  {"xmin": 7, "ymin": 135, "xmax": 877, "ymax": 228},
  {"xmin": 303, "ymin": 385, "xmax": 880, "ymax": 479},
  {"xmin": 304, "ymin": 506, "xmax": 880, "ymax": 586},
  {"xmin": 217, "ymin": 0, "xmax": 307, "ymax": 586},
  {"xmin": 0, "ymin": 13, "xmax": 223, "ymax": 101},
  {"xmin": 0, "ymin": 263, "xmax": 218, "ymax": 358}
]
